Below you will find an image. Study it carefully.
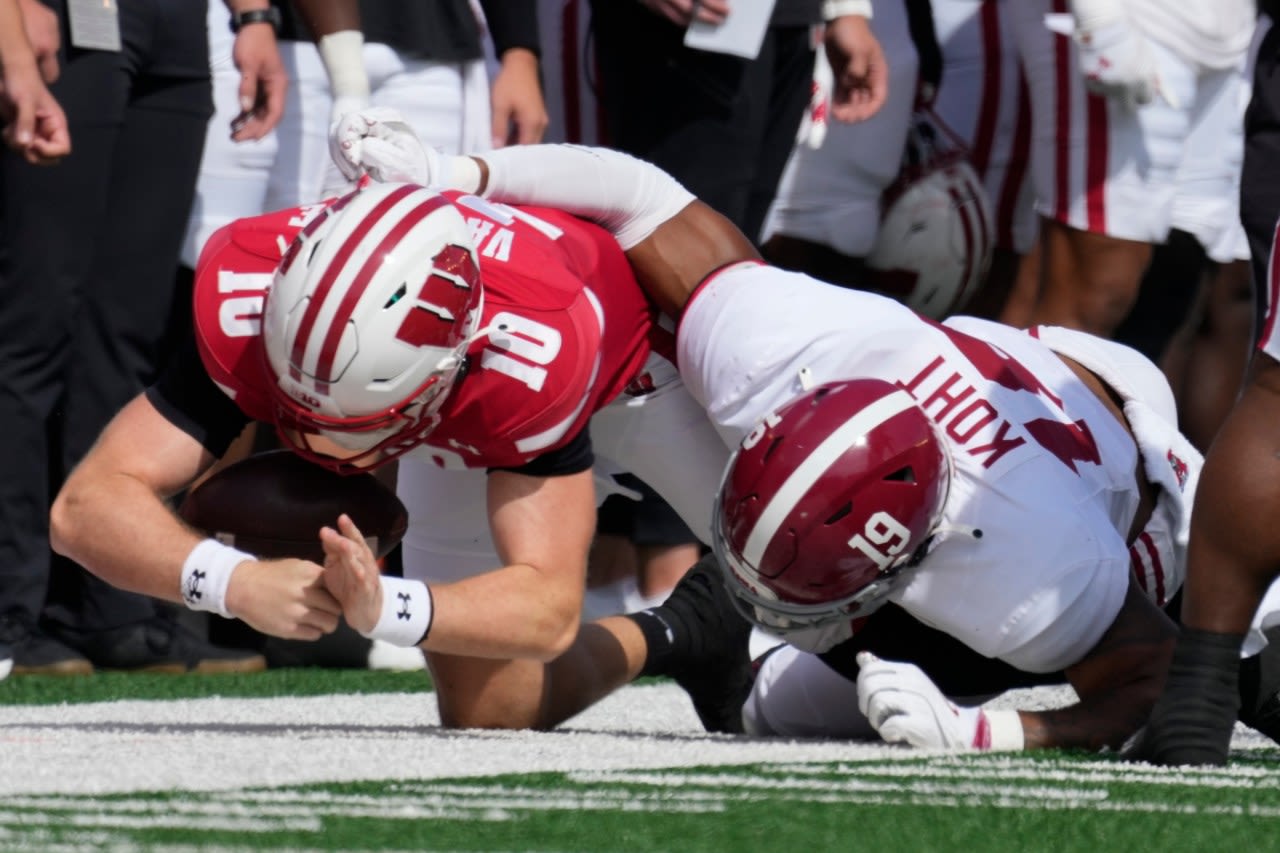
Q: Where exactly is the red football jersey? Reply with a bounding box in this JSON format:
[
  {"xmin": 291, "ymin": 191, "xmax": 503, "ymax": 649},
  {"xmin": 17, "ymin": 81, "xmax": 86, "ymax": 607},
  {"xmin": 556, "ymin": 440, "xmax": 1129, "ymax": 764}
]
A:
[{"xmin": 192, "ymin": 191, "xmax": 655, "ymax": 469}]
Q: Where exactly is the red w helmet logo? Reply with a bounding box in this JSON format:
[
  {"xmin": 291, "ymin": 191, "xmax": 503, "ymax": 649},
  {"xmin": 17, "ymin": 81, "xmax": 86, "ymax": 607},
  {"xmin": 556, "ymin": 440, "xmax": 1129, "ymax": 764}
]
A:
[{"xmin": 395, "ymin": 244, "xmax": 480, "ymax": 349}]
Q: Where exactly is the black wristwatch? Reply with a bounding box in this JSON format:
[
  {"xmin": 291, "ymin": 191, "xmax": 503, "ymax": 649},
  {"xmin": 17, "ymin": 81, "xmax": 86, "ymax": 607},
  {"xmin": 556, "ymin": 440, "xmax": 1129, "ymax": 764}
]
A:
[{"xmin": 229, "ymin": 7, "xmax": 282, "ymax": 34}]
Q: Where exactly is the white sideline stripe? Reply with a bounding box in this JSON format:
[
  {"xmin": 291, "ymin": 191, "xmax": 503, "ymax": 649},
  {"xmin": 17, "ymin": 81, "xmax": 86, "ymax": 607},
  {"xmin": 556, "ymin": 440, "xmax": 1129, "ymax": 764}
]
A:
[
  {"xmin": 742, "ymin": 389, "xmax": 916, "ymax": 566},
  {"xmin": 0, "ymin": 683, "xmax": 1271, "ymax": 801}
]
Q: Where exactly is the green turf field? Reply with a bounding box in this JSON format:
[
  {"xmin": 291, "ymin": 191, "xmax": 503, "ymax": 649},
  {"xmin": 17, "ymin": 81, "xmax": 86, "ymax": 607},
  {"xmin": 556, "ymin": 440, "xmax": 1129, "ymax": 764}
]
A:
[{"xmin": 2, "ymin": 671, "xmax": 1277, "ymax": 852}]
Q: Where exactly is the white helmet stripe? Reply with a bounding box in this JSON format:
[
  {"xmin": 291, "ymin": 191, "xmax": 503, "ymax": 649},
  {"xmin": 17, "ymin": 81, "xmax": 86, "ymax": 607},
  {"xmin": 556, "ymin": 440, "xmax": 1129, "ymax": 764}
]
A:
[{"xmin": 741, "ymin": 388, "xmax": 918, "ymax": 567}]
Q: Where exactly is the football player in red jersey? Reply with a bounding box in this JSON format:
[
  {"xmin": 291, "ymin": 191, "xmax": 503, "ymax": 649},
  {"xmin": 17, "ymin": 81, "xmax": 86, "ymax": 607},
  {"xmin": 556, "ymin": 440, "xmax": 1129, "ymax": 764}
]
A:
[{"xmin": 50, "ymin": 165, "xmax": 735, "ymax": 730}]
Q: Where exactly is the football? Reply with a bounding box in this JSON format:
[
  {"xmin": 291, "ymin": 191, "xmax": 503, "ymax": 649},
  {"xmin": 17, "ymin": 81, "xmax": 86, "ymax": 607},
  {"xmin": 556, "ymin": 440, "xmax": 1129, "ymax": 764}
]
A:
[{"xmin": 178, "ymin": 450, "xmax": 408, "ymax": 562}]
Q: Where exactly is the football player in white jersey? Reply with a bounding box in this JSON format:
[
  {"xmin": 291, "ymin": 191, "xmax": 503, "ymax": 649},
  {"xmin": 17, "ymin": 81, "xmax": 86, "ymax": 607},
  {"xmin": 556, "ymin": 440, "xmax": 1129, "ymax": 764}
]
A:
[
  {"xmin": 1009, "ymin": 0, "xmax": 1255, "ymax": 336},
  {"xmin": 331, "ymin": 114, "xmax": 1264, "ymax": 752}
]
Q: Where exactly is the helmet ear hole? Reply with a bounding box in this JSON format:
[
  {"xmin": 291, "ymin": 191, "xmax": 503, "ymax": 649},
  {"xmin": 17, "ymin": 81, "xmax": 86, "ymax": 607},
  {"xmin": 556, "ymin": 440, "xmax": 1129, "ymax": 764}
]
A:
[
  {"xmin": 884, "ymin": 466, "xmax": 915, "ymax": 483},
  {"xmin": 384, "ymin": 283, "xmax": 408, "ymax": 309},
  {"xmin": 824, "ymin": 502, "xmax": 853, "ymax": 526}
]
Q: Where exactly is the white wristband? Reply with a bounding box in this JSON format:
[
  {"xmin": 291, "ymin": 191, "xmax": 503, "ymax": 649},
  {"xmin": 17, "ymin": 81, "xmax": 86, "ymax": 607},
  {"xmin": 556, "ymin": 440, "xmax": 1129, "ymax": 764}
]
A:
[
  {"xmin": 822, "ymin": 0, "xmax": 873, "ymax": 21},
  {"xmin": 181, "ymin": 538, "xmax": 253, "ymax": 619},
  {"xmin": 978, "ymin": 708, "xmax": 1026, "ymax": 751},
  {"xmin": 361, "ymin": 576, "xmax": 433, "ymax": 647},
  {"xmin": 317, "ymin": 30, "xmax": 370, "ymax": 101}
]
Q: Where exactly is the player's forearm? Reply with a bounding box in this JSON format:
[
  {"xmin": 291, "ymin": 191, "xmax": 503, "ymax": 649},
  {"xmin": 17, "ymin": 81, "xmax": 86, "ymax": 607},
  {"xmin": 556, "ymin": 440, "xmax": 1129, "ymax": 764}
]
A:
[
  {"xmin": 50, "ymin": 472, "xmax": 208, "ymax": 607},
  {"xmin": 1019, "ymin": 683, "xmax": 1165, "ymax": 751},
  {"xmin": 291, "ymin": 0, "xmax": 368, "ymax": 109},
  {"xmin": 291, "ymin": 0, "xmax": 360, "ymax": 37},
  {"xmin": 424, "ymin": 562, "xmax": 584, "ymax": 661},
  {"xmin": 0, "ymin": 0, "xmax": 35, "ymax": 66},
  {"xmin": 1024, "ymin": 583, "xmax": 1177, "ymax": 751}
]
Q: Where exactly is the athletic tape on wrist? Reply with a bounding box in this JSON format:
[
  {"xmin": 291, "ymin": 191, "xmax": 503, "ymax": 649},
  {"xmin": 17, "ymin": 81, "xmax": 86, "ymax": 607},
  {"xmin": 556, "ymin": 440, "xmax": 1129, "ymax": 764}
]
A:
[
  {"xmin": 442, "ymin": 155, "xmax": 483, "ymax": 194},
  {"xmin": 361, "ymin": 576, "xmax": 433, "ymax": 647},
  {"xmin": 822, "ymin": 0, "xmax": 873, "ymax": 21},
  {"xmin": 318, "ymin": 30, "xmax": 370, "ymax": 101},
  {"xmin": 976, "ymin": 708, "xmax": 1026, "ymax": 751},
  {"xmin": 181, "ymin": 538, "xmax": 253, "ymax": 619}
]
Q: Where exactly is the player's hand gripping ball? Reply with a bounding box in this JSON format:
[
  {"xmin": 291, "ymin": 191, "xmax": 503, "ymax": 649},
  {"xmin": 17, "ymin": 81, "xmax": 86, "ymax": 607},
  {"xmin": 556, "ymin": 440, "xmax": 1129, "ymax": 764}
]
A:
[{"xmin": 179, "ymin": 450, "xmax": 408, "ymax": 562}]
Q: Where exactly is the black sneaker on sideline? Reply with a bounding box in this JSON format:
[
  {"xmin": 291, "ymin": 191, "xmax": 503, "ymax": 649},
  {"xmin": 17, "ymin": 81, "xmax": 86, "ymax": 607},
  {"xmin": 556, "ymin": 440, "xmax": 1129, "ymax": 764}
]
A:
[
  {"xmin": 0, "ymin": 609, "xmax": 93, "ymax": 675},
  {"xmin": 641, "ymin": 554, "xmax": 755, "ymax": 733},
  {"xmin": 49, "ymin": 610, "xmax": 266, "ymax": 674}
]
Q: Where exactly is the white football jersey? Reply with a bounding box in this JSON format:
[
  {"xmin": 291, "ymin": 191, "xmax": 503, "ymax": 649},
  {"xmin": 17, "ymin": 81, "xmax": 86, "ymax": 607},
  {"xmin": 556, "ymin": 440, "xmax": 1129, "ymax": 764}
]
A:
[{"xmin": 679, "ymin": 262, "xmax": 1168, "ymax": 673}]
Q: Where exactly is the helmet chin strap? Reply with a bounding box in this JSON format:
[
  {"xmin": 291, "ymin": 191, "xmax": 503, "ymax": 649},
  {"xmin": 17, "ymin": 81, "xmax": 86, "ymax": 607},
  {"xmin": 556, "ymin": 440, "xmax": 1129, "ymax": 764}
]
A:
[
  {"xmin": 933, "ymin": 522, "xmax": 984, "ymax": 540},
  {"xmin": 466, "ymin": 319, "xmax": 504, "ymax": 346}
]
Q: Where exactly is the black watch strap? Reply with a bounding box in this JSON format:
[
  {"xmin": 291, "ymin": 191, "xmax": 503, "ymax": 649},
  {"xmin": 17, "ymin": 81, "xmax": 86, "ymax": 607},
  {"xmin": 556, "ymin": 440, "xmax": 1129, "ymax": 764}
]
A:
[{"xmin": 230, "ymin": 7, "xmax": 282, "ymax": 34}]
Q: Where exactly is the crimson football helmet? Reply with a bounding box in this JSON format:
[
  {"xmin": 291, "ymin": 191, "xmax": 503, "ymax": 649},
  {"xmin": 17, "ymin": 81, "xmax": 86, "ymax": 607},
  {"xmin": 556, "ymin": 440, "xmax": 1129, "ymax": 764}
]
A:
[
  {"xmin": 712, "ymin": 379, "xmax": 952, "ymax": 632},
  {"xmin": 865, "ymin": 113, "xmax": 994, "ymax": 320},
  {"xmin": 261, "ymin": 182, "xmax": 484, "ymax": 473}
]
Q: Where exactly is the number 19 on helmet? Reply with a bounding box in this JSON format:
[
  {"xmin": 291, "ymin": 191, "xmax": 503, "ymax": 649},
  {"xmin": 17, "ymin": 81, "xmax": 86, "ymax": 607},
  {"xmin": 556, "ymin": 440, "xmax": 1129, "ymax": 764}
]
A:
[{"xmin": 712, "ymin": 378, "xmax": 952, "ymax": 632}]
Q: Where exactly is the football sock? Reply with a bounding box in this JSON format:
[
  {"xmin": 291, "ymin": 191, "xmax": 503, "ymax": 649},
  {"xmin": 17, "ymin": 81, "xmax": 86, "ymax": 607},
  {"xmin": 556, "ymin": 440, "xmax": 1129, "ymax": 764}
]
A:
[{"xmin": 1139, "ymin": 628, "xmax": 1243, "ymax": 766}]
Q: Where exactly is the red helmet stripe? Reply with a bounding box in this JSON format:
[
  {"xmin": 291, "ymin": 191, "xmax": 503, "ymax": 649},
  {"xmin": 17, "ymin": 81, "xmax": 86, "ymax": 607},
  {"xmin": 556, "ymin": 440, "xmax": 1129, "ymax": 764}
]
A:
[
  {"xmin": 947, "ymin": 184, "xmax": 978, "ymax": 312},
  {"xmin": 741, "ymin": 388, "xmax": 918, "ymax": 567},
  {"xmin": 312, "ymin": 193, "xmax": 454, "ymax": 392},
  {"xmin": 288, "ymin": 184, "xmax": 421, "ymax": 382}
]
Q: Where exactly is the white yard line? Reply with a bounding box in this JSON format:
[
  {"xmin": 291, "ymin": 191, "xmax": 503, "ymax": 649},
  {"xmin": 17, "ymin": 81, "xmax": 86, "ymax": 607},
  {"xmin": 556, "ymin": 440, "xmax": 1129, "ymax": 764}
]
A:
[{"xmin": 0, "ymin": 684, "xmax": 1271, "ymax": 796}]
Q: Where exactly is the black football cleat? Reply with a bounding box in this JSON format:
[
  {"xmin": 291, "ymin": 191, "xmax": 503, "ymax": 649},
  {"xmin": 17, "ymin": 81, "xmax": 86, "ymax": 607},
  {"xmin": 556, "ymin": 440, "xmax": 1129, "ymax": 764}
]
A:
[
  {"xmin": 636, "ymin": 553, "xmax": 755, "ymax": 734},
  {"xmin": 48, "ymin": 608, "xmax": 265, "ymax": 674},
  {"xmin": 0, "ymin": 609, "xmax": 93, "ymax": 676}
]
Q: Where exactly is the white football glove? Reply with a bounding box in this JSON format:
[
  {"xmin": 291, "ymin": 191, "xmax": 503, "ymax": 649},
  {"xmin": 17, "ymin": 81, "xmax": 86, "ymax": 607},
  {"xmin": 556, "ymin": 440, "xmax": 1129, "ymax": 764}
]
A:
[
  {"xmin": 856, "ymin": 652, "xmax": 1024, "ymax": 751},
  {"xmin": 328, "ymin": 106, "xmax": 440, "ymax": 188},
  {"xmin": 1074, "ymin": 19, "xmax": 1169, "ymax": 110}
]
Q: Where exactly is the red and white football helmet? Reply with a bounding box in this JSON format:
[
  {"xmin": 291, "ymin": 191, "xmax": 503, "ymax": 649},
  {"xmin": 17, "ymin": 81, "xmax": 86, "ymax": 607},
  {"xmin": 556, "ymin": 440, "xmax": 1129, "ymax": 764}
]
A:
[
  {"xmin": 866, "ymin": 113, "xmax": 994, "ymax": 320},
  {"xmin": 712, "ymin": 378, "xmax": 951, "ymax": 632},
  {"xmin": 261, "ymin": 182, "xmax": 484, "ymax": 472}
]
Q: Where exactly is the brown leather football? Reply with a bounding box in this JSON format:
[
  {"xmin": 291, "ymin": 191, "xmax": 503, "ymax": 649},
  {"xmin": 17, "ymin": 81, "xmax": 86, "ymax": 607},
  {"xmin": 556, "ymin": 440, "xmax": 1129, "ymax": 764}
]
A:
[{"xmin": 178, "ymin": 450, "xmax": 408, "ymax": 562}]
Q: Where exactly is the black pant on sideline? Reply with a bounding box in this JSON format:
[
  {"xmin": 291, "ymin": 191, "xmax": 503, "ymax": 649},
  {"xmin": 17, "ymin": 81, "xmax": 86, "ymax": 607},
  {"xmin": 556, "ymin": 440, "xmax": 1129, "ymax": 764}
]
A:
[{"xmin": 0, "ymin": 2, "xmax": 211, "ymax": 631}]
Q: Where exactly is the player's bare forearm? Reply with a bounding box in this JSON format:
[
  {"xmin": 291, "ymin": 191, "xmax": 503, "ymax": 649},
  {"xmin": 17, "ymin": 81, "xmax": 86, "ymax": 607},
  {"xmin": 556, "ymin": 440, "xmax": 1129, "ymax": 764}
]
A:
[
  {"xmin": 291, "ymin": 0, "xmax": 360, "ymax": 37},
  {"xmin": 1022, "ymin": 581, "xmax": 1176, "ymax": 750},
  {"xmin": 49, "ymin": 395, "xmax": 221, "ymax": 604},
  {"xmin": 423, "ymin": 468, "xmax": 596, "ymax": 661},
  {"xmin": 625, "ymin": 200, "xmax": 761, "ymax": 321}
]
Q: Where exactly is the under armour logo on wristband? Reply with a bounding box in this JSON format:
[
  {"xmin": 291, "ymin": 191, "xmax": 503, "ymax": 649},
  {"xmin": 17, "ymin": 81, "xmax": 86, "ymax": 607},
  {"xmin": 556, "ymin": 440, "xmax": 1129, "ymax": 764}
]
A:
[
  {"xmin": 184, "ymin": 569, "xmax": 206, "ymax": 605},
  {"xmin": 396, "ymin": 592, "xmax": 412, "ymax": 621}
]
